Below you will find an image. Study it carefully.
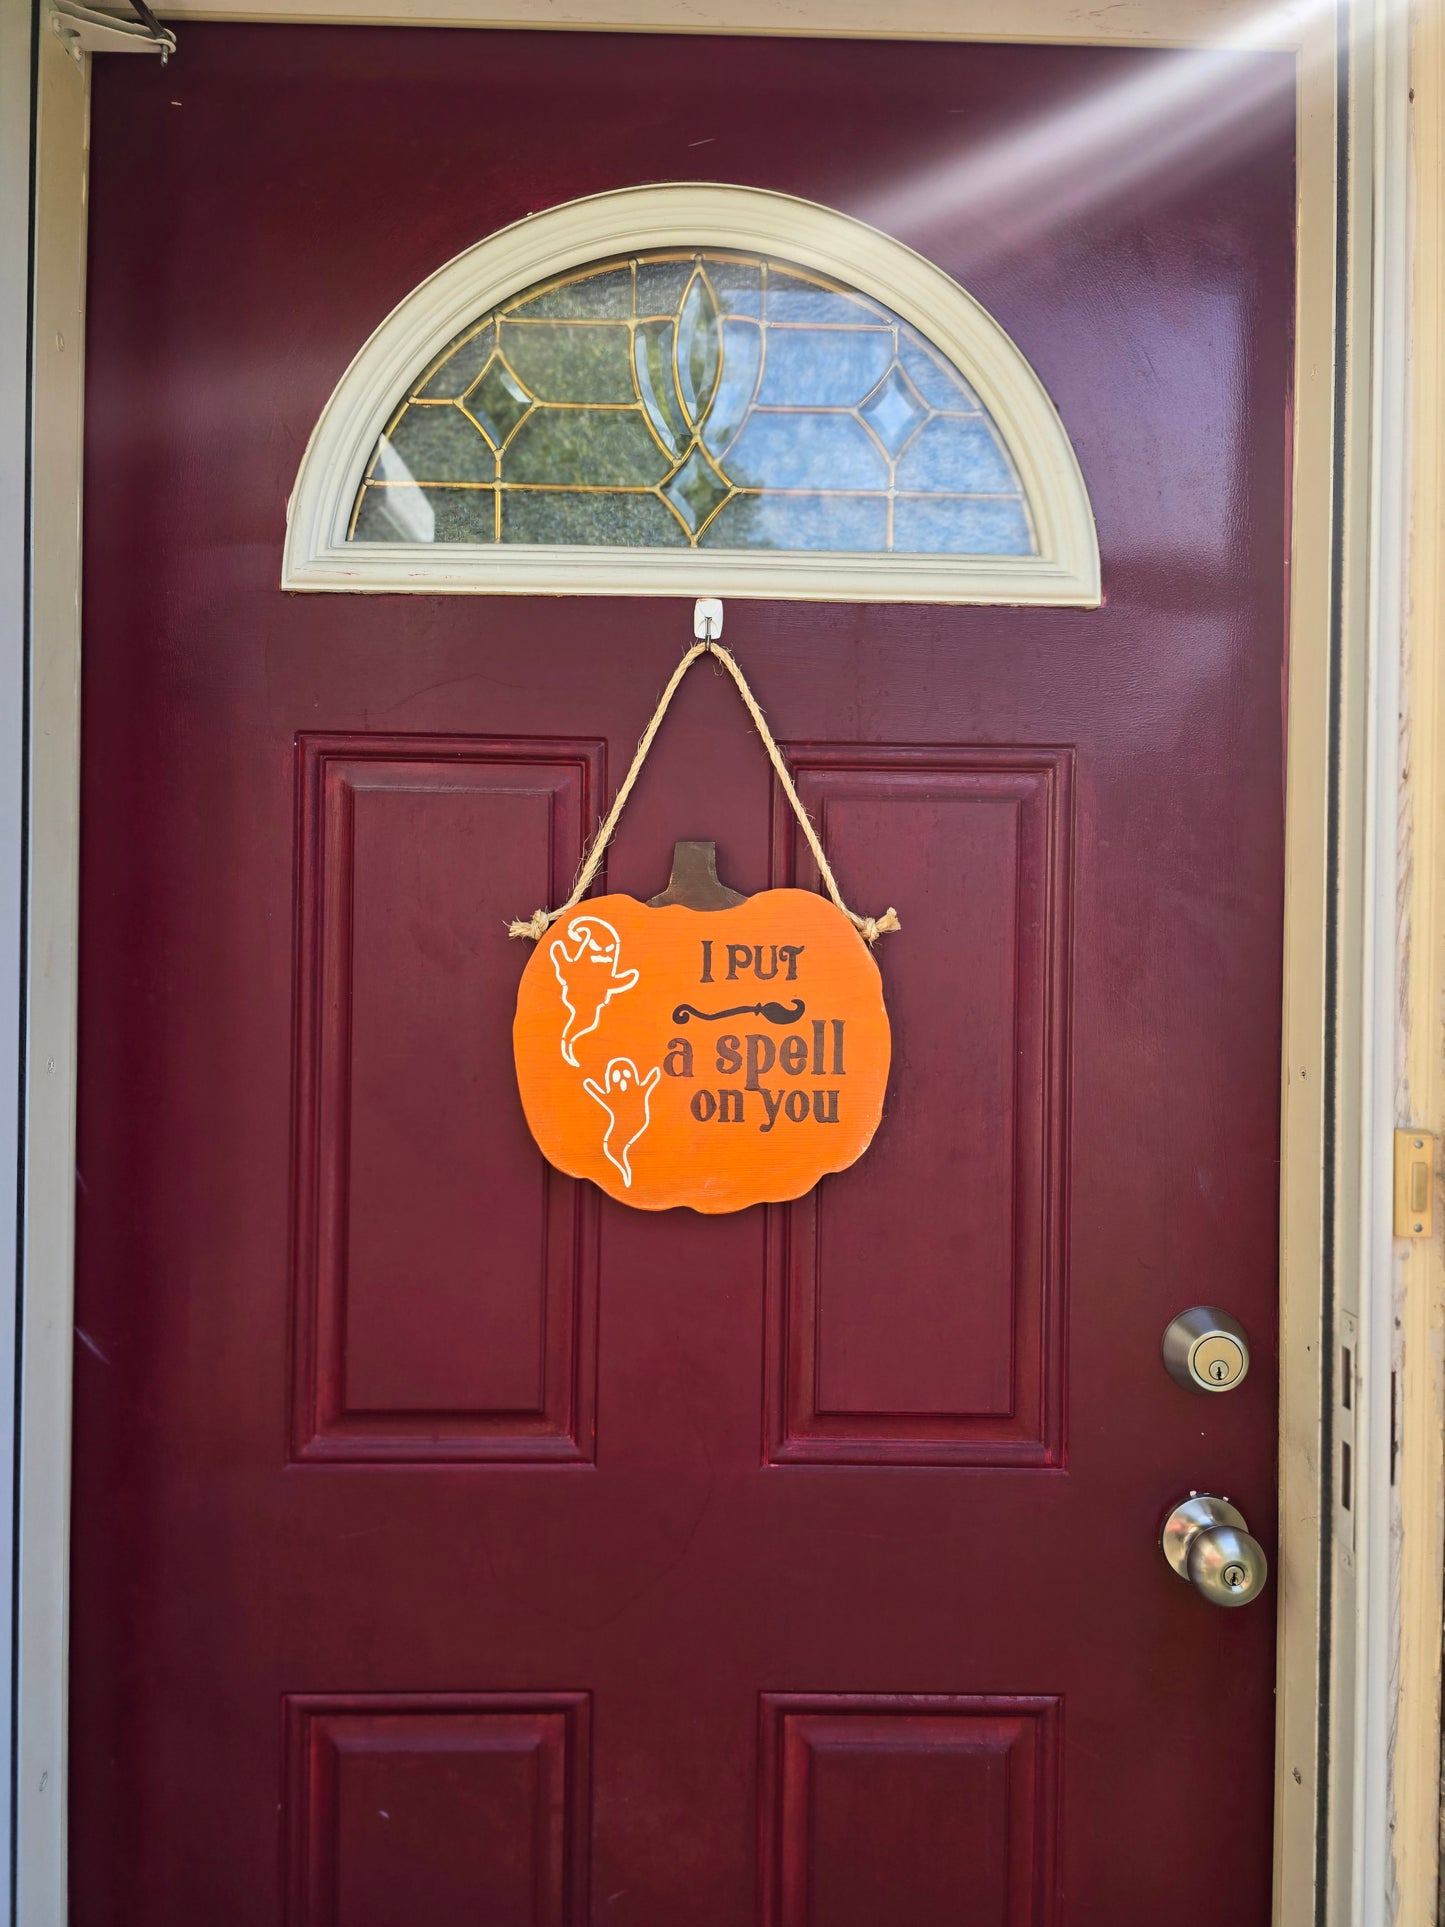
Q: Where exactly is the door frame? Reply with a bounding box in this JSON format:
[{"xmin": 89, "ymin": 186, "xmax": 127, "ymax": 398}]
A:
[{"xmin": 6, "ymin": 2, "xmax": 1442, "ymax": 1921}]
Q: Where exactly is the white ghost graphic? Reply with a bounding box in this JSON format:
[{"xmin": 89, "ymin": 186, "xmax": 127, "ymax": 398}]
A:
[
  {"xmin": 550, "ymin": 915, "xmax": 639, "ymax": 1066},
  {"xmin": 582, "ymin": 1057, "xmax": 661, "ymax": 1188}
]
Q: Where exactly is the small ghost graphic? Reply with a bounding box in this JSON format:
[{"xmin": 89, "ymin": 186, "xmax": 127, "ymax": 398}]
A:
[
  {"xmin": 583, "ymin": 1057, "xmax": 661, "ymax": 1188},
  {"xmin": 550, "ymin": 915, "xmax": 640, "ymax": 1066}
]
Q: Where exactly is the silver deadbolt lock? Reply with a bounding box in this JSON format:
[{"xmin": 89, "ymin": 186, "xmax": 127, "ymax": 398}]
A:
[
  {"xmin": 1161, "ymin": 1493, "xmax": 1268, "ymax": 1607},
  {"xmin": 1161, "ymin": 1306, "xmax": 1250, "ymax": 1393}
]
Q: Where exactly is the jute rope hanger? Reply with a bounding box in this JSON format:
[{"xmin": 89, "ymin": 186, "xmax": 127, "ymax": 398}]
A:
[{"xmin": 508, "ymin": 617, "xmax": 901, "ymax": 948}]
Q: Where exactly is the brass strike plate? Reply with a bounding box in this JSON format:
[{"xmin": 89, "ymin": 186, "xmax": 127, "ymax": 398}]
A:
[{"xmin": 1393, "ymin": 1129, "xmax": 1436, "ymax": 1238}]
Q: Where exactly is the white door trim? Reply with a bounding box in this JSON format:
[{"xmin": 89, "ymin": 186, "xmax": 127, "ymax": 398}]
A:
[
  {"xmin": 10, "ymin": 5, "xmax": 1433, "ymax": 1923},
  {"xmin": 119, "ymin": 0, "xmax": 1325, "ymax": 41},
  {"xmin": 0, "ymin": 0, "xmax": 35, "ymax": 1907},
  {"xmin": 15, "ymin": 15, "xmax": 88, "ymax": 1927}
]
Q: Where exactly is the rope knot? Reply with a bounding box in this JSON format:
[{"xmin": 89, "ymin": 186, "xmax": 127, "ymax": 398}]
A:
[
  {"xmin": 509, "ymin": 909, "xmax": 553, "ymax": 942},
  {"xmin": 857, "ymin": 908, "xmax": 901, "ymax": 945}
]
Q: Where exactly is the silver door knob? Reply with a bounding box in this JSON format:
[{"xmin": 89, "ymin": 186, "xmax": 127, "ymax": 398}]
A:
[{"xmin": 1161, "ymin": 1494, "xmax": 1268, "ymax": 1607}]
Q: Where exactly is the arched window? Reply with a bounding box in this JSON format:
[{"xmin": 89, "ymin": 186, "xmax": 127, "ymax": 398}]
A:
[{"xmin": 284, "ymin": 187, "xmax": 1099, "ymax": 605}]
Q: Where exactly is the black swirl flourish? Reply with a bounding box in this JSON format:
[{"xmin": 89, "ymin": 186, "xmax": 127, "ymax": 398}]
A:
[{"xmin": 671, "ymin": 999, "xmax": 806, "ymax": 1026}]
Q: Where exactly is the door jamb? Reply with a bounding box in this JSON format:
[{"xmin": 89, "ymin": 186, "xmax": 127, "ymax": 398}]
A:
[
  {"xmin": 1390, "ymin": 3, "xmax": 1445, "ymax": 1916},
  {"xmin": 10, "ymin": 4, "xmax": 1437, "ymax": 1923},
  {"xmin": 14, "ymin": 16, "xmax": 87, "ymax": 1926}
]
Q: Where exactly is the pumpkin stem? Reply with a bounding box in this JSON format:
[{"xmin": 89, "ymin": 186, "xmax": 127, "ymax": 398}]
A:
[{"xmin": 648, "ymin": 840, "xmax": 747, "ymax": 912}]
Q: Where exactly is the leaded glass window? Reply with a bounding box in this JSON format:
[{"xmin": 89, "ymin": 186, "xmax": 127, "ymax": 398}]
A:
[{"xmin": 349, "ymin": 251, "xmax": 1036, "ymax": 556}]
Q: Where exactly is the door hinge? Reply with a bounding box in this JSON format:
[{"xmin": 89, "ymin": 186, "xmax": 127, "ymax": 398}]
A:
[{"xmin": 1392, "ymin": 1128, "xmax": 1436, "ymax": 1238}]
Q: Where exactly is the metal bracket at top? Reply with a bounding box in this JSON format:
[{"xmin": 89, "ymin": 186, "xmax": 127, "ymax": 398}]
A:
[{"xmin": 49, "ymin": 0, "xmax": 176, "ymax": 61}]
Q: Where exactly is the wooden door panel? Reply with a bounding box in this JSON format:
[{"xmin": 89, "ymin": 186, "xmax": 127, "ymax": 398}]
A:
[
  {"xmin": 760, "ymin": 1695, "xmax": 1060, "ymax": 1927},
  {"xmin": 768, "ymin": 749, "xmax": 1069, "ymax": 1464},
  {"xmin": 292, "ymin": 735, "xmax": 603, "ymax": 1462},
  {"xmin": 284, "ymin": 1694, "xmax": 590, "ymax": 1926}
]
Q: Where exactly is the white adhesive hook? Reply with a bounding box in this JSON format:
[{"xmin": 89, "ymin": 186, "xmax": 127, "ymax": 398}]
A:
[{"xmin": 693, "ymin": 598, "xmax": 724, "ymax": 644}]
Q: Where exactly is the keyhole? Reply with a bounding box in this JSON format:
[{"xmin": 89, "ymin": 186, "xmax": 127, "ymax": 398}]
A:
[
  {"xmin": 1224, "ymin": 1563, "xmax": 1247, "ymax": 1590},
  {"xmin": 1209, "ymin": 1359, "xmax": 1229, "ymax": 1382}
]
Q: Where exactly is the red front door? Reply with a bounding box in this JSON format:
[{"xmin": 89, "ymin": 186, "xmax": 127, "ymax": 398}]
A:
[{"xmin": 71, "ymin": 27, "xmax": 1293, "ymax": 1923}]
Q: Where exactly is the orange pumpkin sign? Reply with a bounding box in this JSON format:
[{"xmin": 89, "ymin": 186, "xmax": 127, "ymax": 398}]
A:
[{"xmin": 513, "ymin": 886, "xmax": 891, "ymax": 1212}]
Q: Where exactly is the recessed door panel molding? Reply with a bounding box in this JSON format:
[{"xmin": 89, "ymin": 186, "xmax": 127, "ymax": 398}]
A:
[
  {"xmin": 291, "ymin": 734, "xmax": 604, "ymax": 1463},
  {"xmin": 766, "ymin": 747, "xmax": 1071, "ymax": 1465},
  {"xmin": 283, "ymin": 1692, "xmax": 591, "ymax": 1927},
  {"xmin": 759, "ymin": 1693, "xmax": 1061, "ymax": 1926}
]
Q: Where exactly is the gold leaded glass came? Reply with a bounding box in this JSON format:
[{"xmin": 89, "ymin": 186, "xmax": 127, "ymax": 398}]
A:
[{"xmin": 349, "ymin": 250, "xmax": 1037, "ymax": 555}]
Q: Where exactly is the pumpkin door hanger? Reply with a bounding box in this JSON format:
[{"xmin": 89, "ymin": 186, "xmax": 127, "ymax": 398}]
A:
[
  {"xmin": 513, "ymin": 843, "xmax": 891, "ymax": 1213},
  {"xmin": 509, "ymin": 630, "xmax": 898, "ymax": 1213}
]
